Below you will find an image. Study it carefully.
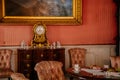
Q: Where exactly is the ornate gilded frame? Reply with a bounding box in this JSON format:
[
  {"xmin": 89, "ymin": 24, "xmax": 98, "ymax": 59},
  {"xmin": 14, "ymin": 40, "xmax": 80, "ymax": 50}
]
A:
[{"xmin": 0, "ymin": 0, "xmax": 82, "ymax": 25}]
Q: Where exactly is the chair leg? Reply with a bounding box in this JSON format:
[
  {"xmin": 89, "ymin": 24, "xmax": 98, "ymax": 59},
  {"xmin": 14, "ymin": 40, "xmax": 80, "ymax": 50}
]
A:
[
  {"xmin": 8, "ymin": 77, "xmax": 12, "ymax": 80},
  {"xmin": 70, "ymin": 77, "xmax": 73, "ymax": 80}
]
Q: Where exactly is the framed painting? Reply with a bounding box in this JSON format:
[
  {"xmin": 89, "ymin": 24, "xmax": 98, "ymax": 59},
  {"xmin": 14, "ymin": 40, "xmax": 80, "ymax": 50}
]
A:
[{"xmin": 0, "ymin": 0, "xmax": 82, "ymax": 25}]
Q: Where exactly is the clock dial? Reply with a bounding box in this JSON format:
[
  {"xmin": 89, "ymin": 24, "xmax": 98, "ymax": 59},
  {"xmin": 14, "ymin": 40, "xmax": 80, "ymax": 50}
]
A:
[{"xmin": 35, "ymin": 25, "xmax": 45, "ymax": 35}]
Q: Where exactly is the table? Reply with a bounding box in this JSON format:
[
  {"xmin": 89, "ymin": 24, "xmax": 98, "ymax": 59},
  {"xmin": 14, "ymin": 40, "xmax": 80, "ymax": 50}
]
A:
[{"xmin": 66, "ymin": 68, "xmax": 120, "ymax": 80}]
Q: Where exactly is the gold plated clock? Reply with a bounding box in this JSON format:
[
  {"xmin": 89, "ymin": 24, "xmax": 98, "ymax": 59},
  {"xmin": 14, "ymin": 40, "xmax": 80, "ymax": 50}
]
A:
[{"xmin": 31, "ymin": 23, "xmax": 49, "ymax": 47}]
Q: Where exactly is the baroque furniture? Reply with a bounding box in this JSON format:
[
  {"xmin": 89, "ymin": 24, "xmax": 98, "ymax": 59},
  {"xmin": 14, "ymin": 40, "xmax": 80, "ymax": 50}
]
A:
[
  {"xmin": 17, "ymin": 47, "xmax": 65, "ymax": 80},
  {"xmin": 0, "ymin": 49, "xmax": 13, "ymax": 80},
  {"xmin": 68, "ymin": 48, "xmax": 86, "ymax": 68},
  {"xmin": 34, "ymin": 61, "xmax": 66, "ymax": 80}
]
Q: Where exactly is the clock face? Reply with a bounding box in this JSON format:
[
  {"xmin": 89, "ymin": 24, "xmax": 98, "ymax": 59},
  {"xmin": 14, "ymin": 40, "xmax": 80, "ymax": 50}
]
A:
[{"xmin": 35, "ymin": 25, "xmax": 45, "ymax": 35}]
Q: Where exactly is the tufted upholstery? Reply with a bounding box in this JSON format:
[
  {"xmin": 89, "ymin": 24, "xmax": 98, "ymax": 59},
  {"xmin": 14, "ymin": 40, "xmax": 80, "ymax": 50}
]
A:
[
  {"xmin": 34, "ymin": 61, "xmax": 65, "ymax": 80},
  {"xmin": 110, "ymin": 56, "xmax": 120, "ymax": 69},
  {"xmin": 0, "ymin": 49, "xmax": 13, "ymax": 79},
  {"xmin": 11, "ymin": 73, "xmax": 29, "ymax": 80},
  {"xmin": 68, "ymin": 48, "xmax": 86, "ymax": 68}
]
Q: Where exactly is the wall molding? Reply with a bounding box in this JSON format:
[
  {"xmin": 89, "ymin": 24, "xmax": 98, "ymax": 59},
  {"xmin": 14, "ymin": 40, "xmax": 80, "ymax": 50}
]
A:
[{"xmin": 0, "ymin": 45, "xmax": 116, "ymax": 71}]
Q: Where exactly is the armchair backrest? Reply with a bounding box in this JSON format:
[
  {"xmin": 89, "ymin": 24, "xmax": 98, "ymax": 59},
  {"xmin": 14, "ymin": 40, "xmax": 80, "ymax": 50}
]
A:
[
  {"xmin": 110, "ymin": 56, "xmax": 120, "ymax": 69},
  {"xmin": 68, "ymin": 48, "xmax": 86, "ymax": 68},
  {"xmin": 34, "ymin": 61, "xmax": 65, "ymax": 80},
  {"xmin": 0, "ymin": 49, "xmax": 13, "ymax": 69}
]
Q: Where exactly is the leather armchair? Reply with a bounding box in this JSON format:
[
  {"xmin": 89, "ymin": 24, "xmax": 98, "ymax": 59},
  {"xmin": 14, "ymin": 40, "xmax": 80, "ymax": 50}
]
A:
[
  {"xmin": 0, "ymin": 49, "xmax": 13, "ymax": 80},
  {"xmin": 110, "ymin": 56, "xmax": 120, "ymax": 69},
  {"xmin": 68, "ymin": 48, "xmax": 86, "ymax": 68},
  {"xmin": 34, "ymin": 61, "xmax": 66, "ymax": 80}
]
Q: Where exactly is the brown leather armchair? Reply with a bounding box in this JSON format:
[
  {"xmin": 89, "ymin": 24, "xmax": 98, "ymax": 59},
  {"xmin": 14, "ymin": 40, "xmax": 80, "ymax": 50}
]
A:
[
  {"xmin": 0, "ymin": 49, "xmax": 13, "ymax": 80},
  {"xmin": 34, "ymin": 61, "xmax": 66, "ymax": 80},
  {"xmin": 68, "ymin": 48, "xmax": 86, "ymax": 68},
  {"xmin": 110, "ymin": 56, "xmax": 120, "ymax": 69}
]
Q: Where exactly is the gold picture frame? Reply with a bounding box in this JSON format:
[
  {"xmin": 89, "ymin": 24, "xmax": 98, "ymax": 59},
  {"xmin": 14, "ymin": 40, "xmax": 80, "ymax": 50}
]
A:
[{"xmin": 0, "ymin": 0, "xmax": 82, "ymax": 25}]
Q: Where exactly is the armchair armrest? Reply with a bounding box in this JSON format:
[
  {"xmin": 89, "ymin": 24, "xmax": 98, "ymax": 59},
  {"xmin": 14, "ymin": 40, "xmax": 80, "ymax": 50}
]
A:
[{"xmin": 11, "ymin": 73, "xmax": 29, "ymax": 80}]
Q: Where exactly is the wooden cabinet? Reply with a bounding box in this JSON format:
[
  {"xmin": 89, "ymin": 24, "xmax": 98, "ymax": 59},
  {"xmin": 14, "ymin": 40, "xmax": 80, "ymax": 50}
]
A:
[
  {"xmin": 17, "ymin": 49, "xmax": 34, "ymax": 79},
  {"xmin": 17, "ymin": 48, "xmax": 65, "ymax": 80}
]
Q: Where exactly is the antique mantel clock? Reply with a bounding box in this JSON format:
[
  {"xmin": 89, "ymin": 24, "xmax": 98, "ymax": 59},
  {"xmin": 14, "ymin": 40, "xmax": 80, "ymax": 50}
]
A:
[{"xmin": 31, "ymin": 23, "xmax": 49, "ymax": 47}]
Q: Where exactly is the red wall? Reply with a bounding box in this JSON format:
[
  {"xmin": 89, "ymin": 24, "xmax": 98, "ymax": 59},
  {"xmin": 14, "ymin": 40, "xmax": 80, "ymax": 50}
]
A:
[{"xmin": 0, "ymin": 0, "xmax": 117, "ymax": 45}]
